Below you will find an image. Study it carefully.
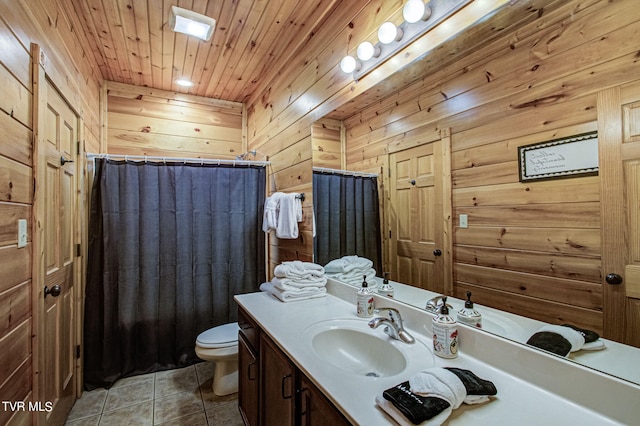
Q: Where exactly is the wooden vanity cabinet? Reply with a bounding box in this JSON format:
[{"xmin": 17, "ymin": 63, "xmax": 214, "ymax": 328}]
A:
[
  {"xmin": 299, "ymin": 375, "xmax": 350, "ymax": 426},
  {"xmin": 238, "ymin": 306, "xmax": 350, "ymax": 426}
]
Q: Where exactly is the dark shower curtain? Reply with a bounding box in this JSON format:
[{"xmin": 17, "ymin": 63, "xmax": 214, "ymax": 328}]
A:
[
  {"xmin": 84, "ymin": 159, "xmax": 266, "ymax": 390},
  {"xmin": 313, "ymin": 171, "xmax": 382, "ymax": 274}
]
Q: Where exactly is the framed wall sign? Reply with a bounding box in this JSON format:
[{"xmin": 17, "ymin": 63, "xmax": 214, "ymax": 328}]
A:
[{"xmin": 518, "ymin": 132, "xmax": 598, "ymax": 182}]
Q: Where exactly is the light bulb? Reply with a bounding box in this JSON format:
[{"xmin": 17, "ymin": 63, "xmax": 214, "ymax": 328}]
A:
[
  {"xmin": 356, "ymin": 42, "xmax": 380, "ymax": 61},
  {"xmin": 403, "ymin": 0, "xmax": 429, "ymax": 24},
  {"xmin": 378, "ymin": 22, "xmax": 403, "ymax": 44},
  {"xmin": 339, "ymin": 56, "xmax": 359, "ymax": 73}
]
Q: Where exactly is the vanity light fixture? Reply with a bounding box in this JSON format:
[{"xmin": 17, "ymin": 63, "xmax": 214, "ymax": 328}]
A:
[
  {"xmin": 356, "ymin": 42, "xmax": 381, "ymax": 62},
  {"xmin": 339, "ymin": 55, "xmax": 360, "ymax": 73},
  {"xmin": 170, "ymin": 6, "xmax": 216, "ymax": 41},
  {"xmin": 403, "ymin": 0, "xmax": 433, "ymax": 23},
  {"xmin": 340, "ymin": 0, "xmax": 472, "ymax": 81},
  {"xmin": 378, "ymin": 22, "xmax": 403, "ymax": 45}
]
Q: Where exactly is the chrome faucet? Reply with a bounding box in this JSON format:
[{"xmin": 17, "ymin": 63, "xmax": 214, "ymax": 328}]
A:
[
  {"xmin": 425, "ymin": 295, "xmax": 453, "ymax": 313},
  {"xmin": 368, "ymin": 307, "xmax": 415, "ymax": 344}
]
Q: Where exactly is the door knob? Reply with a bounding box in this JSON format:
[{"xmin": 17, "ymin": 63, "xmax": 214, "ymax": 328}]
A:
[
  {"xmin": 433, "ymin": 249, "xmax": 442, "ymax": 256},
  {"xmin": 605, "ymin": 273, "xmax": 623, "ymax": 285},
  {"xmin": 60, "ymin": 156, "xmax": 74, "ymax": 166},
  {"xmin": 44, "ymin": 285, "xmax": 61, "ymax": 298},
  {"xmin": 409, "ymin": 179, "xmax": 416, "ymax": 185}
]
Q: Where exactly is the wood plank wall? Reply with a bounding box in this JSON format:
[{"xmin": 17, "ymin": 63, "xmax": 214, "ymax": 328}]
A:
[
  {"xmin": 340, "ymin": 0, "xmax": 640, "ymax": 332},
  {"xmin": 312, "ymin": 119, "xmax": 342, "ymax": 169},
  {"xmin": 105, "ymin": 82, "xmax": 244, "ymax": 159},
  {"xmin": 0, "ymin": 0, "xmax": 102, "ymax": 424}
]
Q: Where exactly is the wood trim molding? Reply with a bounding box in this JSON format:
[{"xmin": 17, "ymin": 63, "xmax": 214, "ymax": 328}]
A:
[
  {"xmin": 597, "ymin": 86, "xmax": 627, "ymax": 342},
  {"xmin": 440, "ymin": 128, "xmax": 453, "ymax": 295}
]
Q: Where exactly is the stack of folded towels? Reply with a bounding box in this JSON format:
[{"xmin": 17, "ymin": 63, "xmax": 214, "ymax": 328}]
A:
[
  {"xmin": 376, "ymin": 367, "xmax": 498, "ymax": 426},
  {"xmin": 260, "ymin": 261, "xmax": 327, "ymax": 302},
  {"xmin": 526, "ymin": 324, "xmax": 605, "ymax": 357},
  {"xmin": 324, "ymin": 255, "xmax": 377, "ymax": 289}
]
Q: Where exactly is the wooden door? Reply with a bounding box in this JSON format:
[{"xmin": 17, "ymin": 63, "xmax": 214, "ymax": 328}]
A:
[
  {"xmin": 599, "ymin": 83, "xmax": 640, "ymax": 346},
  {"xmin": 34, "ymin": 57, "xmax": 78, "ymax": 424},
  {"xmin": 388, "ymin": 134, "xmax": 451, "ymax": 293}
]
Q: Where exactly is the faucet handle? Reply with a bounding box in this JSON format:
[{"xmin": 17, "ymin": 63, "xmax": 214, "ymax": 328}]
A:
[{"xmin": 374, "ymin": 307, "xmax": 402, "ymax": 323}]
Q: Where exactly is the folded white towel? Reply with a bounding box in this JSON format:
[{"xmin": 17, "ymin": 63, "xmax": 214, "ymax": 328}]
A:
[
  {"xmin": 274, "ymin": 261, "xmax": 325, "ymax": 279},
  {"xmin": 276, "ymin": 193, "xmax": 302, "ymax": 239},
  {"xmin": 272, "ymin": 276, "xmax": 327, "ymax": 290},
  {"xmin": 329, "ymin": 268, "xmax": 377, "ymax": 289},
  {"xmin": 324, "ymin": 255, "xmax": 373, "ymax": 274},
  {"xmin": 260, "ymin": 281, "xmax": 326, "ymax": 303}
]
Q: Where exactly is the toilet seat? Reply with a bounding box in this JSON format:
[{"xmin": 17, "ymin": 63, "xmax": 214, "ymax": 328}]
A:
[{"xmin": 196, "ymin": 322, "xmax": 239, "ymax": 349}]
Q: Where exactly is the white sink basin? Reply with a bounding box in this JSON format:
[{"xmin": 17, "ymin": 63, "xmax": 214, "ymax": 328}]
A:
[{"xmin": 301, "ymin": 318, "xmax": 434, "ymax": 379}]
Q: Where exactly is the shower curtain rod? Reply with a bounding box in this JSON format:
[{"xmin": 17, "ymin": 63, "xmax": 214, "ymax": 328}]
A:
[
  {"xmin": 313, "ymin": 166, "xmax": 378, "ymax": 177},
  {"xmin": 86, "ymin": 153, "xmax": 270, "ymax": 167}
]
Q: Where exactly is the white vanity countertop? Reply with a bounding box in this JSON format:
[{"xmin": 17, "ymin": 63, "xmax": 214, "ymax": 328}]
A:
[{"xmin": 235, "ymin": 285, "xmax": 640, "ymax": 425}]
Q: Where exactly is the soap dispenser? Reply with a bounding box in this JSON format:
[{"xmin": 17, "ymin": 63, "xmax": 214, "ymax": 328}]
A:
[
  {"xmin": 378, "ymin": 272, "xmax": 394, "ymax": 298},
  {"xmin": 457, "ymin": 291, "xmax": 483, "ymax": 329},
  {"xmin": 356, "ymin": 275, "xmax": 375, "ymax": 318},
  {"xmin": 432, "ymin": 297, "xmax": 458, "ymax": 359}
]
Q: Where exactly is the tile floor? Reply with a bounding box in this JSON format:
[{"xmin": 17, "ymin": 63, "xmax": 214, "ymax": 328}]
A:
[{"xmin": 65, "ymin": 363, "xmax": 244, "ymax": 425}]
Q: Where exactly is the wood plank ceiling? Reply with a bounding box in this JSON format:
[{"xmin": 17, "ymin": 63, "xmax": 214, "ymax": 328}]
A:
[{"xmin": 71, "ymin": 0, "xmax": 344, "ymax": 103}]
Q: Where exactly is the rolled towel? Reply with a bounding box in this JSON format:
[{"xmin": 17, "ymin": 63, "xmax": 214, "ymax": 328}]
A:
[
  {"xmin": 526, "ymin": 324, "xmax": 605, "ymax": 357},
  {"xmin": 274, "ymin": 261, "xmax": 325, "ymax": 279},
  {"xmin": 376, "ymin": 368, "xmax": 497, "ymax": 426},
  {"xmin": 259, "ymin": 281, "xmax": 326, "ymax": 303}
]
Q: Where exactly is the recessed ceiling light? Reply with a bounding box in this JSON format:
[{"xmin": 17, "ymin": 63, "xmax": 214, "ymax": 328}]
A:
[
  {"xmin": 175, "ymin": 79, "xmax": 194, "ymax": 87},
  {"xmin": 170, "ymin": 6, "xmax": 216, "ymax": 41}
]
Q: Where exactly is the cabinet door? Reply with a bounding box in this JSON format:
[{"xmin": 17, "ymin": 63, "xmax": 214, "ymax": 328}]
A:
[
  {"xmin": 299, "ymin": 375, "xmax": 350, "ymax": 426},
  {"xmin": 238, "ymin": 333, "xmax": 259, "ymax": 426},
  {"xmin": 260, "ymin": 334, "xmax": 296, "ymax": 426}
]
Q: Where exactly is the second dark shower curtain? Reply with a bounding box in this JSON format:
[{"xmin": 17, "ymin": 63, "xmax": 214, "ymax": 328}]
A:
[{"xmin": 313, "ymin": 171, "xmax": 382, "ymax": 274}]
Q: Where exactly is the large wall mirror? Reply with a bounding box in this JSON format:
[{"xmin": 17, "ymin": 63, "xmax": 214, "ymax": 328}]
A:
[{"xmin": 309, "ymin": 0, "xmax": 640, "ymax": 387}]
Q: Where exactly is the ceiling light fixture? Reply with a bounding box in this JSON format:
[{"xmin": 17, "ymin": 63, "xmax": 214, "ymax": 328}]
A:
[
  {"xmin": 169, "ymin": 6, "xmax": 216, "ymax": 41},
  {"xmin": 175, "ymin": 78, "xmax": 194, "ymax": 87},
  {"xmin": 340, "ymin": 0, "xmax": 472, "ymax": 81}
]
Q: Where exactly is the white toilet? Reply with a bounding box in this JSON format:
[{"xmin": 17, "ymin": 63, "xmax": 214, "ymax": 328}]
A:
[{"xmin": 195, "ymin": 322, "xmax": 240, "ymax": 396}]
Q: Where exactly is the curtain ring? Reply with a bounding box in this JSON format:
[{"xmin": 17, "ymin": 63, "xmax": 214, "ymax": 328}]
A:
[{"xmin": 125, "ymin": 155, "xmax": 129, "ymax": 162}]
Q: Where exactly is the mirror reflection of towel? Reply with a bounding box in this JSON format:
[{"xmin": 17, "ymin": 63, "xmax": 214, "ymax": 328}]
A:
[{"xmin": 526, "ymin": 324, "xmax": 605, "ymax": 357}]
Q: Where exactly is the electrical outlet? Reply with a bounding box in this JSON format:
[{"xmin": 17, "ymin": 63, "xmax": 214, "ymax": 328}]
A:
[
  {"xmin": 459, "ymin": 214, "xmax": 468, "ymax": 229},
  {"xmin": 18, "ymin": 219, "xmax": 27, "ymax": 248}
]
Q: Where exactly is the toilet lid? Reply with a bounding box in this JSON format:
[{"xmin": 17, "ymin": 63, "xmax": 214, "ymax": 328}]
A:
[{"xmin": 196, "ymin": 322, "xmax": 239, "ymax": 349}]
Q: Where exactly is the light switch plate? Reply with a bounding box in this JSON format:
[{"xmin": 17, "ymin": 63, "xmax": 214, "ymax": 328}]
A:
[
  {"xmin": 459, "ymin": 214, "xmax": 468, "ymax": 229},
  {"xmin": 18, "ymin": 219, "xmax": 27, "ymax": 248}
]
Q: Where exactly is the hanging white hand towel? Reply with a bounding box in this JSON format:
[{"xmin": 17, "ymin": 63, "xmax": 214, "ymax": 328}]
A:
[
  {"xmin": 275, "ymin": 193, "xmax": 302, "ymax": 239},
  {"xmin": 262, "ymin": 192, "xmax": 285, "ymax": 233}
]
